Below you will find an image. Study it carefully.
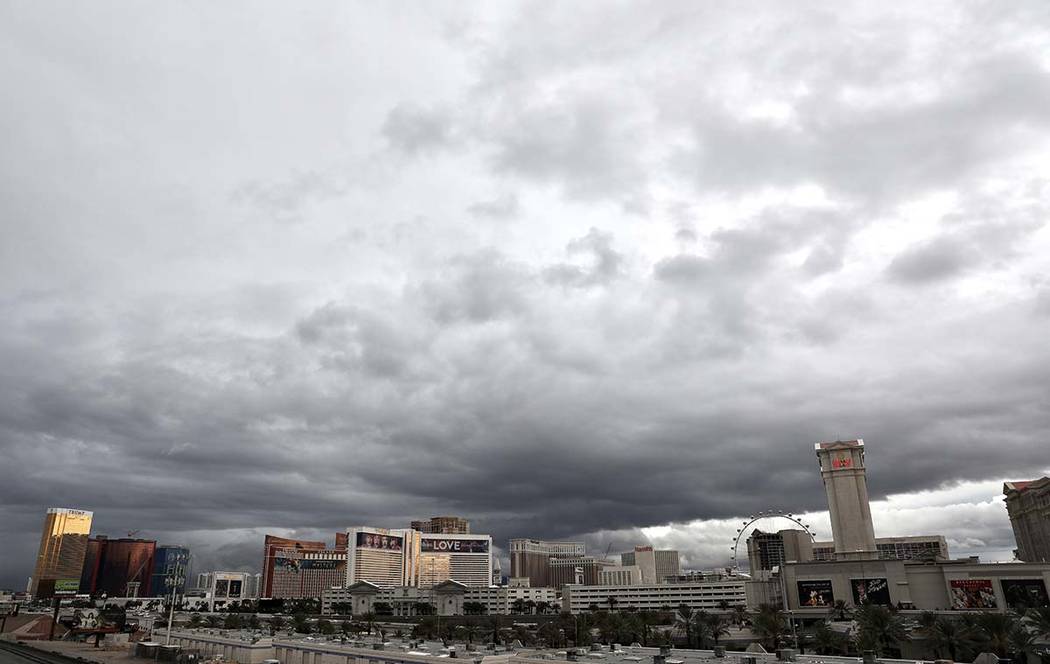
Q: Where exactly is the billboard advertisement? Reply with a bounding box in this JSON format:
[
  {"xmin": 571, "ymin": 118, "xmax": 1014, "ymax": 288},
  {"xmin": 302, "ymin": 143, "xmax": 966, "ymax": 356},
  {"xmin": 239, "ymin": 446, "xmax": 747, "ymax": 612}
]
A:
[
  {"xmin": 54, "ymin": 579, "xmax": 80, "ymax": 595},
  {"xmin": 300, "ymin": 560, "xmax": 341, "ymax": 570},
  {"xmin": 950, "ymin": 579, "xmax": 997, "ymax": 609},
  {"xmin": 851, "ymin": 578, "xmax": 891, "ymax": 605},
  {"xmin": 274, "ymin": 556, "xmax": 301, "ymax": 572},
  {"xmin": 420, "ymin": 538, "xmax": 490, "ymax": 554},
  {"xmin": 356, "ymin": 532, "xmax": 403, "ymax": 551},
  {"xmin": 1001, "ymin": 579, "xmax": 1050, "ymax": 609},
  {"xmin": 797, "ymin": 579, "xmax": 834, "ymax": 607},
  {"xmin": 215, "ymin": 579, "xmax": 229, "ymax": 598}
]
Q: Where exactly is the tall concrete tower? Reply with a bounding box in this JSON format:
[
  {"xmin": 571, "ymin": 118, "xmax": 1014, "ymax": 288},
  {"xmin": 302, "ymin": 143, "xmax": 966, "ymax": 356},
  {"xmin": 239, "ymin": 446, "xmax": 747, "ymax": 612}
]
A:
[{"xmin": 815, "ymin": 440, "xmax": 878, "ymax": 560}]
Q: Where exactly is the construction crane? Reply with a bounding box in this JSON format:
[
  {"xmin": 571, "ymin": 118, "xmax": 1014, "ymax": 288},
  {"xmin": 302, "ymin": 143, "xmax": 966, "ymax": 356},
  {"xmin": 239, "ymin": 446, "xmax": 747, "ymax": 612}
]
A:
[
  {"xmin": 601, "ymin": 542, "xmax": 613, "ymax": 561},
  {"xmin": 127, "ymin": 530, "xmax": 140, "ymax": 538}
]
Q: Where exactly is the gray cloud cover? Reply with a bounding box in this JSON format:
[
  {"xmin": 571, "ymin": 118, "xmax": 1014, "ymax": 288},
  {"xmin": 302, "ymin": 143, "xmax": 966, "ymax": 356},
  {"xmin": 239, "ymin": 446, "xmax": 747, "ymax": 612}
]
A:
[{"xmin": 2, "ymin": 1, "xmax": 1050, "ymax": 587}]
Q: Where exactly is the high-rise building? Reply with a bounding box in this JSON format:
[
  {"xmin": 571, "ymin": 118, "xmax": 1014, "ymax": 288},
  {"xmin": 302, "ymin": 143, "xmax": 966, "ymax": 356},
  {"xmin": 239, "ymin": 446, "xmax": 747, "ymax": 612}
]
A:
[
  {"xmin": 245, "ymin": 572, "xmax": 262, "ymax": 599},
  {"xmin": 270, "ymin": 548, "xmax": 347, "ymax": 599},
  {"xmin": 346, "ymin": 527, "xmax": 417, "ymax": 587},
  {"xmin": 410, "ymin": 516, "xmax": 470, "ymax": 534},
  {"xmin": 508, "ymin": 539, "xmax": 586, "ymax": 588},
  {"xmin": 417, "ymin": 533, "xmax": 492, "ymax": 588},
  {"xmin": 811, "ymin": 535, "xmax": 949, "ymax": 562},
  {"xmin": 261, "ymin": 535, "xmax": 328, "ymax": 597},
  {"xmin": 148, "ymin": 545, "xmax": 190, "ymax": 597},
  {"xmin": 1004, "ymin": 478, "xmax": 1050, "ymax": 562},
  {"xmin": 620, "ymin": 546, "xmax": 681, "ymax": 584},
  {"xmin": 79, "ymin": 536, "xmax": 156, "ymax": 597},
  {"xmin": 746, "ymin": 530, "xmax": 814, "ymax": 573},
  {"xmin": 30, "ymin": 508, "xmax": 93, "ymax": 598},
  {"xmin": 547, "ymin": 556, "xmax": 613, "ymax": 588},
  {"xmin": 815, "ymin": 440, "xmax": 878, "ymax": 560}
]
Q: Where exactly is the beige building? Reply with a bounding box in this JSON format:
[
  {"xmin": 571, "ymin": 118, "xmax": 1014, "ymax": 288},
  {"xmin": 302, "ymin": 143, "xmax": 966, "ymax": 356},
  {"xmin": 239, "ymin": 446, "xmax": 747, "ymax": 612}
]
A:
[
  {"xmin": 31, "ymin": 507, "xmax": 93, "ymax": 597},
  {"xmin": 1005, "ymin": 478, "xmax": 1050, "ymax": 563},
  {"xmin": 321, "ymin": 581, "xmax": 558, "ymax": 616},
  {"xmin": 417, "ymin": 533, "xmax": 492, "ymax": 588},
  {"xmin": 815, "ymin": 440, "xmax": 878, "ymax": 560},
  {"xmin": 346, "ymin": 527, "xmax": 417, "ymax": 587},
  {"xmin": 620, "ymin": 546, "xmax": 680, "ymax": 584},
  {"xmin": 599, "ymin": 565, "xmax": 641, "ymax": 585},
  {"xmin": 812, "ymin": 535, "xmax": 949, "ymax": 562},
  {"xmin": 410, "ymin": 516, "xmax": 470, "ymax": 534},
  {"xmin": 508, "ymin": 539, "xmax": 586, "ymax": 588},
  {"xmin": 783, "ymin": 558, "xmax": 1050, "ymax": 612},
  {"xmin": 562, "ymin": 580, "xmax": 746, "ymax": 613}
]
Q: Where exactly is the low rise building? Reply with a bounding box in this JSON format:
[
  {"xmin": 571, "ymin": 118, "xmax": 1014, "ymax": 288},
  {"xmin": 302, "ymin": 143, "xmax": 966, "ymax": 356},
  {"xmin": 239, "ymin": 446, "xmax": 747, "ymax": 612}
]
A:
[
  {"xmin": 811, "ymin": 535, "xmax": 949, "ymax": 562},
  {"xmin": 321, "ymin": 581, "xmax": 558, "ymax": 616},
  {"xmin": 561, "ymin": 580, "xmax": 746, "ymax": 614},
  {"xmin": 783, "ymin": 558, "xmax": 1050, "ymax": 612}
]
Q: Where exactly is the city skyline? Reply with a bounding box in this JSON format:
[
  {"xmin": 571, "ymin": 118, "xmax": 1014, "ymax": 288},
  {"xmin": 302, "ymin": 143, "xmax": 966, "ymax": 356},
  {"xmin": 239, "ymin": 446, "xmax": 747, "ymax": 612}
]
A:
[{"xmin": 3, "ymin": 2, "xmax": 1050, "ymax": 591}]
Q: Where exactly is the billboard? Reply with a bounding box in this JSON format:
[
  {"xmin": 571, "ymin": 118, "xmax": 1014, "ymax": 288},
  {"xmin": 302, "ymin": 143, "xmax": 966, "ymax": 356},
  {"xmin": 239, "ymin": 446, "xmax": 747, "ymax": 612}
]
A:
[
  {"xmin": 53, "ymin": 579, "xmax": 80, "ymax": 595},
  {"xmin": 950, "ymin": 579, "xmax": 997, "ymax": 609},
  {"xmin": 1001, "ymin": 579, "xmax": 1050, "ymax": 609},
  {"xmin": 274, "ymin": 557, "xmax": 301, "ymax": 572},
  {"xmin": 851, "ymin": 578, "xmax": 891, "ymax": 605},
  {"xmin": 356, "ymin": 532, "xmax": 403, "ymax": 551},
  {"xmin": 215, "ymin": 579, "xmax": 229, "ymax": 598},
  {"xmin": 300, "ymin": 560, "xmax": 341, "ymax": 570},
  {"xmin": 797, "ymin": 580, "xmax": 834, "ymax": 607},
  {"xmin": 420, "ymin": 538, "xmax": 490, "ymax": 554}
]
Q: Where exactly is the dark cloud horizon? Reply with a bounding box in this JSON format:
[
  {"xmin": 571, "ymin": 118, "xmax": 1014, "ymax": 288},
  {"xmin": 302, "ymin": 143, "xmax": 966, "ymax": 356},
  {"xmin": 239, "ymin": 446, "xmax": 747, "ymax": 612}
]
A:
[{"xmin": 2, "ymin": 1, "xmax": 1050, "ymax": 590}]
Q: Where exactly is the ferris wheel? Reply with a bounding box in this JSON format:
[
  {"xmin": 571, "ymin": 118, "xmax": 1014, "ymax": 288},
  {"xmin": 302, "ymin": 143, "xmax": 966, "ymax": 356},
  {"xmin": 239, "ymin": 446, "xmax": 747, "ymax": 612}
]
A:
[{"xmin": 729, "ymin": 509, "xmax": 816, "ymax": 571}]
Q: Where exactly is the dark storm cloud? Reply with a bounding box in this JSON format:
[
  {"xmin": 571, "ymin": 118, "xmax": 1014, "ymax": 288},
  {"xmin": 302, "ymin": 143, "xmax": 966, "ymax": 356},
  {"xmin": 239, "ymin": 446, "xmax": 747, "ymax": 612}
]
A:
[{"xmin": 2, "ymin": 1, "xmax": 1050, "ymax": 588}]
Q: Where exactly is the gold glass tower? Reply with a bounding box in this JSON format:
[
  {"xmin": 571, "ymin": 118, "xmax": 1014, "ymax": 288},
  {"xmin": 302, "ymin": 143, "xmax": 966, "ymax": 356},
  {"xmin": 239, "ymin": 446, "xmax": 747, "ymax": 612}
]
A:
[{"xmin": 31, "ymin": 507, "xmax": 93, "ymax": 596}]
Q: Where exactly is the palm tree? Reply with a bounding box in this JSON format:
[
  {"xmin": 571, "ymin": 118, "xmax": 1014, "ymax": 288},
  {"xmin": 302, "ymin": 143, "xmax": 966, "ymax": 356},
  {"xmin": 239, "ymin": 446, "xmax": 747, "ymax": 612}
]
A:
[
  {"xmin": 605, "ymin": 597, "xmax": 620, "ymax": 613},
  {"xmin": 511, "ymin": 598, "xmax": 527, "ymax": 615},
  {"xmin": 1008, "ymin": 621, "xmax": 1038, "ymax": 663},
  {"xmin": 751, "ymin": 604, "xmax": 788, "ymax": 652},
  {"xmin": 1025, "ymin": 607, "xmax": 1050, "ymax": 641},
  {"xmin": 975, "ymin": 612, "xmax": 1020, "ymax": 658},
  {"xmin": 459, "ymin": 623, "xmax": 480, "ymax": 645},
  {"xmin": 268, "ymin": 615, "xmax": 286, "ymax": 636},
  {"xmin": 810, "ymin": 621, "xmax": 844, "ymax": 655},
  {"xmin": 853, "ymin": 604, "xmax": 907, "ymax": 657},
  {"xmin": 730, "ymin": 605, "xmax": 750, "ymax": 628},
  {"xmin": 535, "ymin": 601, "xmax": 552, "ymax": 616},
  {"xmin": 488, "ymin": 615, "xmax": 503, "ymax": 645},
  {"xmin": 921, "ymin": 616, "xmax": 973, "ymax": 661},
  {"xmin": 828, "ymin": 600, "xmax": 850, "ymax": 621},
  {"xmin": 360, "ymin": 611, "xmax": 376, "ymax": 635},
  {"xmin": 537, "ymin": 621, "xmax": 564, "ymax": 647},
  {"xmin": 675, "ymin": 604, "xmax": 697, "ymax": 648},
  {"xmin": 703, "ymin": 612, "xmax": 730, "ymax": 646},
  {"xmin": 292, "ymin": 613, "xmax": 312, "ymax": 634},
  {"xmin": 525, "ymin": 600, "xmax": 537, "ymax": 615}
]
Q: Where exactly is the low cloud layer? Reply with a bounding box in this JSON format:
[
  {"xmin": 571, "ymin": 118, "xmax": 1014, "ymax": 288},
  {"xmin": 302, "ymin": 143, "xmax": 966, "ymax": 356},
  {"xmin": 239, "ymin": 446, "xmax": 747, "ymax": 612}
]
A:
[{"xmin": 2, "ymin": 1, "xmax": 1050, "ymax": 588}]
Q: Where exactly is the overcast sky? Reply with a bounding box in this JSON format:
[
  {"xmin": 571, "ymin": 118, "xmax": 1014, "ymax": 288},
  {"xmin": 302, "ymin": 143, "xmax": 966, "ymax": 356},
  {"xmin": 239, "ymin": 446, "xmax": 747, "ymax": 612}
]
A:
[{"xmin": 2, "ymin": 1, "xmax": 1050, "ymax": 589}]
